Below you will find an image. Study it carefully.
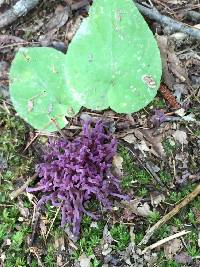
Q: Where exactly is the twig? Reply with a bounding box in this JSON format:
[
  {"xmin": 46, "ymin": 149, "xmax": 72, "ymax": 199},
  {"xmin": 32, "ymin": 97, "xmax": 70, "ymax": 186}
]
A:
[
  {"xmin": 45, "ymin": 206, "xmax": 61, "ymax": 240},
  {"xmin": 186, "ymin": 10, "xmax": 200, "ymax": 23},
  {"xmin": 0, "ymin": 0, "xmax": 40, "ymax": 28},
  {"xmin": 30, "ymin": 247, "xmax": 45, "ymax": 267},
  {"xmin": 0, "ymin": 35, "xmax": 28, "ymax": 45},
  {"xmin": 121, "ymin": 141, "xmax": 165, "ymax": 188},
  {"xmin": 0, "ymin": 0, "xmax": 6, "ymax": 5},
  {"xmin": 23, "ymin": 132, "xmax": 40, "ymax": 152},
  {"xmin": 140, "ymin": 183, "xmax": 200, "ymax": 245},
  {"xmin": 141, "ymin": 230, "xmax": 191, "ymax": 254},
  {"xmin": 134, "ymin": 2, "xmax": 200, "ymax": 39},
  {"xmin": 10, "ymin": 173, "xmax": 37, "ymax": 200},
  {"xmin": 30, "ymin": 211, "xmax": 40, "ymax": 246},
  {"xmin": 0, "ymin": 41, "xmax": 38, "ymax": 50},
  {"xmin": 71, "ymin": 0, "xmax": 90, "ymax": 11}
]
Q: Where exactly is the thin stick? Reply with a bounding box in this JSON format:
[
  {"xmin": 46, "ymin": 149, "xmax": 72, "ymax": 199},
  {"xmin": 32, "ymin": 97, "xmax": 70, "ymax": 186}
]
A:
[
  {"xmin": 134, "ymin": 2, "xmax": 200, "ymax": 39},
  {"xmin": 10, "ymin": 173, "xmax": 37, "ymax": 200},
  {"xmin": 140, "ymin": 183, "xmax": 200, "ymax": 245},
  {"xmin": 45, "ymin": 207, "xmax": 61, "ymax": 240},
  {"xmin": 30, "ymin": 211, "xmax": 41, "ymax": 246},
  {"xmin": 142, "ymin": 230, "xmax": 191, "ymax": 254},
  {"xmin": 23, "ymin": 132, "xmax": 41, "ymax": 152},
  {"xmin": 0, "ymin": 0, "xmax": 40, "ymax": 28},
  {"xmin": 30, "ymin": 248, "xmax": 45, "ymax": 267}
]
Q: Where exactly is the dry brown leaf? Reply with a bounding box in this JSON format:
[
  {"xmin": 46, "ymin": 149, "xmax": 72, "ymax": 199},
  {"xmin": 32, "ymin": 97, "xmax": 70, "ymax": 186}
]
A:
[
  {"xmin": 66, "ymin": 16, "xmax": 82, "ymax": 41},
  {"xmin": 156, "ymin": 35, "xmax": 174, "ymax": 89},
  {"xmin": 123, "ymin": 198, "xmax": 152, "ymax": 217},
  {"xmin": 139, "ymin": 129, "xmax": 165, "ymax": 157},
  {"xmin": 168, "ymin": 50, "xmax": 188, "ymax": 82},
  {"xmin": 119, "ymin": 128, "xmax": 165, "ymax": 157},
  {"xmin": 46, "ymin": 5, "xmax": 69, "ymax": 32},
  {"xmin": 164, "ymin": 238, "xmax": 182, "ymax": 259},
  {"xmin": 150, "ymin": 192, "xmax": 165, "ymax": 207},
  {"xmin": 54, "ymin": 236, "xmax": 65, "ymax": 251},
  {"xmin": 102, "ymin": 244, "xmax": 112, "ymax": 256},
  {"xmin": 123, "ymin": 134, "xmax": 136, "ymax": 144},
  {"xmin": 173, "ymin": 130, "xmax": 188, "ymax": 145},
  {"xmin": 56, "ymin": 254, "xmax": 64, "ymax": 267},
  {"xmin": 79, "ymin": 253, "xmax": 91, "ymax": 267},
  {"xmin": 112, "ymin": 154, "xmax": 123, "ymax": 176},
  {"xmin": 174, "ymin": 252, "xmax": 192, "ymax": 265},
  {"xmin": 18, "ymin": 199, "xmax": 30, "ymax": 218},
  {"xmin": 39, "ymin": 217, "xmax": 47, "ymax": 237}
]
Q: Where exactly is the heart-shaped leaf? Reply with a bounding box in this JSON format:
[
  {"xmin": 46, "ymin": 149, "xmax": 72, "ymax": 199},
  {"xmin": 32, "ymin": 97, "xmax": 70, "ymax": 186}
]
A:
[
  {"xmin": 64, "ymin": 0, "xmax": 162, "ymax": 113},
  {"xmin": 9, "ymin": 1, "xmax": 162, "ymax": 133},
  {"xmin": 10, "ymin": 47, "xmax": 81, "ymax": 132}
]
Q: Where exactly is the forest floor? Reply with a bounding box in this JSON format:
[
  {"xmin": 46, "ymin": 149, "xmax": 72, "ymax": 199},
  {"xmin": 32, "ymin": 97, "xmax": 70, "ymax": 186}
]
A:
[{"xmin": 0, "ymin": 0, "xmax": 200, "ymax": 266}]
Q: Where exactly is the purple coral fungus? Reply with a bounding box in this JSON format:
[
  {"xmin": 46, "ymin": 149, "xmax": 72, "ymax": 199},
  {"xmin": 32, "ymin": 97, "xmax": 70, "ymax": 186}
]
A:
[{"xmin": 27, "ymin": 120, "xmax": 127, "ymax": 240}]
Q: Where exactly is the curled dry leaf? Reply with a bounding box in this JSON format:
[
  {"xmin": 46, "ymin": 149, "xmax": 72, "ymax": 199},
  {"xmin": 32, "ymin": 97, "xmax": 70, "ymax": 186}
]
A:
[
  {"xmin": 139, "ymin": 129, "xmax": 165, "ymax": 158},
  {"xmin": 46, "ymin": 5, "xmax": 69, "ymax": 32},
  {"xmin": 54, "ymin": 236, "xmax": 65, "ymax": 251},
  {"xmin": 164, "ymin": 238, "xmax": 182, "ymax": 260},
  {"xmin": 175, "ymin": 108, "xmax": 186, "ymax": 117},
  {"xmin": 174, "ymin": 252, "xmax": 192, "ymax": 265},
  {"xmin": 173, "ymin": 130, "xmax": 188, "ymax": 145},
  {"xmin": 119, "ymin": 128, "xmax": 165, "ymax": 157},
  {"xmin": 135, "ymin": 140, "xmax": 150, "ymax": 155},
  {"xmin": 0, "ymin": 61, "xmax": 9, "ymax": 80},
  {"xmin": 39, "ymin": 217, "xmax": 47, "ymax": 238},
  {"xmin": 103, "ymin": 224, "xmax": 113, "ymax": 244},
  {"xmin": 112, "ymin": 154, "xmax": 123, "ymax": 176},
  {"xmin": 150, "ymin": 192, "xmax": 165, "ymax": 207},
  {"xmin": 56, "ymin": 254, "xmax": 63, "ymax": 267},
  {"xmin": 101, "ymin": 224, "xmax": 113, "ymax": 256},
  {"xmin": 167, "ymin": 45, "xmax": 188, "ymax": 83},
  {"xmin": 18, "ymin": 199, "xmax": 30, "ymax": 218},
  {"xmin": 65, "ymin": 16, "xmax": 83, "ymax": 41},
  {"xmin": 123, "ymin": 134, "xmax": 136, "ymax": 144},
  {"xmin": 123, "ymin": 198, "xmax": 152, "ymax": 217},
  {"xmin": 79, "ymin": 253, "xmax": 91, "ymax": 267},
  {"xmin": 102, "ymin": 244, "xmax": 112, "ymax": 256},
  {"xmin": 156, "ymin": 35, "xmax": 174, "ymax": 89}
]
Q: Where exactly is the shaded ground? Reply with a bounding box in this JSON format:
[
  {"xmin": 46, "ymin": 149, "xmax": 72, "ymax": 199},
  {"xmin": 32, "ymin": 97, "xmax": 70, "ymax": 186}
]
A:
[{"xmin": 0, "ymin": 0, "xmax": 200, "ymax": 266}]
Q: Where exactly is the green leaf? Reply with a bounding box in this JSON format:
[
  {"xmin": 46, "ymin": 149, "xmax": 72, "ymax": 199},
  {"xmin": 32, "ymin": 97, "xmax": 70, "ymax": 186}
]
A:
[
  {"xmin": 64, "ymin": 0, "xmax": 162, "ymax": 113},
  {"xmin": 9, "ymin": 0, "xmax": 162, "ymax": 132},
  {"xmin": 9, "ymin": 47, "xmax": 81, "ymax": 132}
]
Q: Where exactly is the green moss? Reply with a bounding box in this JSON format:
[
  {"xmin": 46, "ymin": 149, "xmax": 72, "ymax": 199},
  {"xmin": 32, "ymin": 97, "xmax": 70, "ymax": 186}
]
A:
[
  {"xmin": 0, "ymin": 107, "xmax": 34, "ymax": 266},
  {"xmin": 44, "ymin": 245, "xmax": 56, "ymax": 267},
  {"xmin": 0, "ymin": 206, "xmax": 19, "ymax": 244},
  {"xmin": 167, "ymin": 185, "xmax": 195, "ymax": 204},
  {"xmin": 148, "ymin": 210, "xmax": 161, "ymax": 224},
  {"xmin": 162, "ymin": 138, "xmax": 176, "ymax": 156},
  {"xmin": 138, "ymin": 187, "xmax": 148, "ymax": 197},
  {"xmin": 154, "ymin": 224, "xmax": 171, "ymax": 240},
  {"xmin": 159, "ymin": 171, "xmax": 172, "ymax": 183},
  {"xmin": 118, "ymin": 145, "xmax": 151, "ymax": 190},
  {"xmin": 0, "ymin": 108, "xmax": 34, "ymax": 179},
  {"xmin": 172, "ymin": 218, "xmax": 182, "ymax": 227},
  {"xmin": 159, "ymin": 260, "xmax": 181, "ymax": 267},
  {"xmin": 194, "ymin": 130, "xmax": 200, "ymax": 137},
  {"xmin": 151, "ymin": 97, "xmax": 166, "ymax": 109},
  {"xmin": 187, "ymin": 209, "xmax": 196, "ymax": 225},
  {"xmin": 5, "ymin": 256, "xmax": 27, "ymax": 267},
  {"xmin": 135, "ymin": 232, "xmax": 144, "ymax": 244},
  {"xmin": 110, "ymin": 224, "xmax": 130, "ymax": 251},
  {"xmin": 189, "ymin": 160, "xmax": 199, "ymax": 173},
  {"xmin": 11, "ymin": 226, "xmax": 30, "ymax": 251},
  {"xmin": 73, "ymin": 215, "xmax": 105, "ymax": 258}
]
